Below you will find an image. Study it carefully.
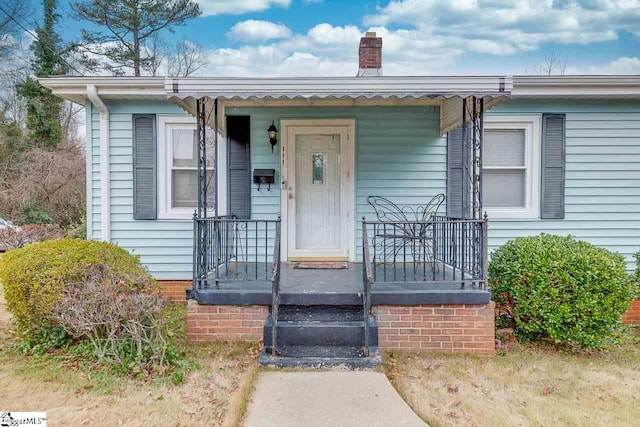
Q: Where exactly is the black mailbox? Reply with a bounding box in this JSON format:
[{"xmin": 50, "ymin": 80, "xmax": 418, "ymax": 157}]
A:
[{"xmin": 253, "ymin": 169, "xmax": 275, "ymax": 191}]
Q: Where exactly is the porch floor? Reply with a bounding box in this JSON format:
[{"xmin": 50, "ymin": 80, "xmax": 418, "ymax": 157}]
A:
[{"xmin": 189, "ymin": 263, "xmax": 490, "ymax": 306}]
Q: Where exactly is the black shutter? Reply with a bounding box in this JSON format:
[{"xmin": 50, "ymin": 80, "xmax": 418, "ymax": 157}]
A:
[
  {"xmin": 227, "ymin": 116, "xmax": 251, "ymax": 218},
  {"xmin": 446, "ymin": 125, "xmax": 470, "ymax": 218},
  {"xmin": 133, "ymin": 114, "xmax": 157, "ymax": 220},
  {"xmin": 541, "ymin": 113, "xmax": 566, "ymax": 219}
]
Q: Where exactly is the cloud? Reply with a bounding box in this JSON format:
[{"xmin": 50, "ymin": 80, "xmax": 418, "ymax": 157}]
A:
[
  {"xmin": 182, "ymin": 1, "xmax": 640, "ymax": 78},
  {"xmin": 200, "ymin": 23, "xmax": 461, "ymax": 77},
  {"xmin": 197, "ymin": 0, "xmax": 291, "ymax": 16},
  {"xmin": 568, "ymin": 56, "xmax": 640, "ymax": 74},
  {"xmin": 363, "ymin": 0, "xmax": 640, "ymax": 54},
  {"xmin": 227, "ymin": 20, "xmax": 292, "ymax": 42}
]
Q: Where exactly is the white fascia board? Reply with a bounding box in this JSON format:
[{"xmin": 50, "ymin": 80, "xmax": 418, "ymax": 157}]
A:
[
  {"xmin": 38, "ymin": 77, "xmax": 166, "ymax": 104},
  {"xmin": 512, "ymin": 75, "xmax": 640, "ymax": 98},
  {"xmin": 39, "ymin": 75, "xmax": 640, "ymax": 102}
]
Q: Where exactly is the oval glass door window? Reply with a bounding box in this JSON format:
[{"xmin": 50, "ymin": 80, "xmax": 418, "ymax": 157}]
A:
[{"xmin": 312, "ymin": 153, "xmax": 325, "ymax": 185}]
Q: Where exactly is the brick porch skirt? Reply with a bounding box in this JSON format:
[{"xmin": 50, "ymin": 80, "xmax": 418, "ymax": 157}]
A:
[
  {"xmin": 623, "ymin": 298, "xmax": 640, "ymax": 325},
  {"xmin": 158, "ymin": 280, "xmax": 191, "ymax": 302},
  {"xmin": 373, "ymin": 303, "xmax": 495, "ymax": 355},
  {"xmin": 185, "ymin": 300, "xmax": 496, "ymax": 355},
  {"xmin": 186, "ymin": 302, "xmax": 269, "ymax": 342}
]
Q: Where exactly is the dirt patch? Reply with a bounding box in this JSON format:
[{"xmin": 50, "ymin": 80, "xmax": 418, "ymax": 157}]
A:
[
  {"xmin": 386, "ymin": 336, "xmax": 640, "ymax": 427},
  {"xmin": 0, "ymin": 286, "xmax": 260, "ymax": 427}
]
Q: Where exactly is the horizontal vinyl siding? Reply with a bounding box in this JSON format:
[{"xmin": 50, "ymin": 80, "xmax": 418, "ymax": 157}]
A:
[
  {"xmin": 227, "ymin": 105, "xmax": 445, "ymax": 263},
  {"xmin": 97, "ymin": 98, "xmax": 640, "ymax": 279},
  {"xmin": 94, "ymin": 100, "xmax": 194, "ymax": 279},
  {"xmin": 488, "ymin": 100, "xmax": 640, "ymax": 270}
]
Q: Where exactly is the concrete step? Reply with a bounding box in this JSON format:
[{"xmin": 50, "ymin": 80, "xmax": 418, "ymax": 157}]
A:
[
  {"xmin": 259, "ymin": 346, "xmax": 383, "ymax": 369},
  {"xmin": 278, "ymin": 305, "xmax": 365, "ymax": 322},
  {"xmin": 263, "ymin": 314, "xmax": 378, "ymax": 347}
]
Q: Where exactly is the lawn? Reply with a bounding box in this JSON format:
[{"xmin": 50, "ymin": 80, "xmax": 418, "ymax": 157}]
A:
[
  {"xmin": 385, "ymin": 332, "xmax": 640, "ymax": 427},
  {"xmin": 0, "ymin": 287, "xmax": 260, "ymax": 427}
]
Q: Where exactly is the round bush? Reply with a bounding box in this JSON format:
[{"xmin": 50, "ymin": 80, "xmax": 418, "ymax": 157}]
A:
[
  {"xmin": 489, "ymin": 234, "xmax": 637, "ymax": 349},
  {"xmin": 0, "ymin": 238, "xmax": 156, "ymax": 338}
]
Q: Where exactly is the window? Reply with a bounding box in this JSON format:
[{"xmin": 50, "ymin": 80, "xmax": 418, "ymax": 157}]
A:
[
  {"xmin": 483, "ymin": 115, "xmax": 541, "ymax": 219},
  {"xmin": 158, "ymin": 116, "xmax": 226, "ymax": 219},
  {"xmin": 312, "ymin": 153, "xmax": 325, "ymax": 184}
]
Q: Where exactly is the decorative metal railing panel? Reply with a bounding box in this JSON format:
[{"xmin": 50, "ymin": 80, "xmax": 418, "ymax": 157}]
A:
[
  {"xmin": 462, "ymin": 96, "xmax": 484, "ymax": 221},
  {"xmin": 362, "ymin": 216, "xmax": 488, "ymax": 288},
  {"xmin": 193, "ymin": 216, "xmax": 281, "ymax": 289}
]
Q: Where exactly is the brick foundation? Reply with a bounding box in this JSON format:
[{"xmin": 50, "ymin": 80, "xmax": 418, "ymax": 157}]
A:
[
  {"xmin": 373, "ymin": 302, "xmax": 496, "ymax": 355},
  {"xmin": 623, "ymin": 298, "xmax": 640, "ymax": 325},
  {"xmin": 158, "ymin": 280, "xmax": 190, "ymax": 302},
  {"xmin": 185, "ymin": 300, "xmax": 496, "ymax": 355},
  {"xmin": 186, "ymin": 301, "xmax": 269, "ymax": 343}
]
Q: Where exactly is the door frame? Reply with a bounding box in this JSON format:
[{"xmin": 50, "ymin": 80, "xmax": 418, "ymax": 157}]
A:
[{"xmin": 280, "ymin": 119, "xmax": 356, "ymax": 262}]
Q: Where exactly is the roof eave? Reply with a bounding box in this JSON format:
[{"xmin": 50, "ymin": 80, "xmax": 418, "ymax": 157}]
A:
[
  {"xmin": 38, "ymin": 76, "xmax": 166, "ymax": 104},
  {"xmin": 512, "ymin": 75, "xmax": 640, "ymax": 98}
]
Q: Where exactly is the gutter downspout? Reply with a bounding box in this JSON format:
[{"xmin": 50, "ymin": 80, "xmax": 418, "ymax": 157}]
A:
[{"xmin": 87, "ymin": 85, "xmax": 110, "ymax": 242}]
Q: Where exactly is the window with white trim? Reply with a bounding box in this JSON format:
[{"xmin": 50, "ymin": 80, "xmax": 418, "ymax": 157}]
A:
[
  {"xmin": 483, "ymin": 115, "xmax": 541, "ymax": 219},
  {"xmin": 158, "ymin": 116, "xmax": 226, "ymax": 219}
]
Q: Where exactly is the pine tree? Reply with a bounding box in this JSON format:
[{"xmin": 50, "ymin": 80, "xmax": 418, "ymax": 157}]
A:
[
  {"xmin": 18, "ymin": 0, "xmax": 68, "ymax": 149},
  {"xmin": 72, "ymin": 0, "xmax": 201, "ymax": 76}
]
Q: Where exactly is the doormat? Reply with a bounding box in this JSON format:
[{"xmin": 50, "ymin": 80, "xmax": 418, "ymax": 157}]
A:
[{"xmin": 294, "ymin": 262, "xmax": 349, "ymax": 269}]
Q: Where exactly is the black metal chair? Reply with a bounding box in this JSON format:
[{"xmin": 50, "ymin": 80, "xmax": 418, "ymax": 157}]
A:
[{"xmin": 366, "ymin": 194, "xmax": 445, "ymax": 267}]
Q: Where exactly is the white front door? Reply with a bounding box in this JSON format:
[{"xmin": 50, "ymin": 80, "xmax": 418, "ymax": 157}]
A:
[{"xmin": 282, "ymin": 121, "xmax": 355, "ymax": 260}]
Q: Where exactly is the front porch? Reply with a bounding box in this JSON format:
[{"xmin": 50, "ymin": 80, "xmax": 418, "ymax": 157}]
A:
[
  {"xmin": 189, "ymin": 262, "xmax": 491, "ymax": 306},
  {"xmin": 169, "ymin": 77, "xmax": 510, "ymax": 363}
]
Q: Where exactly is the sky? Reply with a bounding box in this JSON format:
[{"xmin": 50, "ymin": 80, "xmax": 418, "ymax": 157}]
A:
[{"xmin": 23, "ymin": 0, "xmax": 640, "ymax": 76}]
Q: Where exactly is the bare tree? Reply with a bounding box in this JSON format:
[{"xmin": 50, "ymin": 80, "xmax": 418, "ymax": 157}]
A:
[
  {"xmin": 531, "ymin": 49, "xmax": 568, "ymax": 76},
  {"xmin": 143, "ymin": 33, "xmax": 166, "ymax": 76},
  {"xmin": 0, "ymin": 68, "xmax": 28, "ymax": 126},
  {"xmin": 0, "ymin": 0, "xmax": 29, "ymax": 60},
  {"xmin": 167, "ymin": 39, "xmax": 207, "ymax": 77},
  {"xmin": 61, "ymin": 100, "xmax": 84, "ymax": 143}
]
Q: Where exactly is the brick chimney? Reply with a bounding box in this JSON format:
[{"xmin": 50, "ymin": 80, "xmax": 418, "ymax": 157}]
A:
[{"xmin": 357, "ymin": 32, "xmax": 382, "ymax": 77}]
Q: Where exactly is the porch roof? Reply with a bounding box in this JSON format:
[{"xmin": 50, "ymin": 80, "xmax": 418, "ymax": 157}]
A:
[{"xmin": 165, "ymin": 76, "xmax": 512, "ymax": 135}]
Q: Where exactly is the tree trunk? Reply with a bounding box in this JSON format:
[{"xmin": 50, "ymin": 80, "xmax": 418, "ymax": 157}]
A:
[{"xmin": 133, "ymin": 30, "xmax": 140, "ymax": 76}]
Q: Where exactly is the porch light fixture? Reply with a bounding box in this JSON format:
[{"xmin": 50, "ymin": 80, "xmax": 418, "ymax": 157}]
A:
[{"xmin": 268, "ymin": 121, "xmax": 278, "ymax": 152}]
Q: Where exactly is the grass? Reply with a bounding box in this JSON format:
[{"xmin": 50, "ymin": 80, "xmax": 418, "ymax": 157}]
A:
[
  {"xmin": 385, "ymin": 330, "xmax": 640, "ymax": 427},
  {"xmin": 0, "ymin": 285, "xmax": 261, "ymax": 426}
]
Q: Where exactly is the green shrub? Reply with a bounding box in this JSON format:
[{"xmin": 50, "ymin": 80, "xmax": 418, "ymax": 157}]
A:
[
  {"xmin": 66, "ymin": 216, "xmax": 87, "ymax": 239},
  {"xmin": 490, "ymin": 234, "xmax": 637, "ymax": 349},
  {"xmin": 634, "ymin": 251, "xmax": 640, "ymax": 287},
  {"xmin": 0, "ymin": 238, "xmax": 155, "ymax": 339},
  {"xmin": 17, "ymin": 195, "xmax": 53, "ymax": 225}
]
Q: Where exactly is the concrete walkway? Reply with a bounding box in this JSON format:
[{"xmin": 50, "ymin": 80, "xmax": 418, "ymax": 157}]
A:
[{"xmin": 243, "ymin": 371, "xmax": 427, "ymax": 427}]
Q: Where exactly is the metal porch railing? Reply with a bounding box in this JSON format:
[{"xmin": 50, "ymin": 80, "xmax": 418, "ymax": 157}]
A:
[
  {"xmin": 362, "ymin": 217, "xmax": 373, "ymax": 357},
  {"xmin": 192, "ymin": 215, "xmax": 282, "ymax": 290},
  {"xmin": 361, "ymin": 216, "xmax": 488, "ymax": 288}
]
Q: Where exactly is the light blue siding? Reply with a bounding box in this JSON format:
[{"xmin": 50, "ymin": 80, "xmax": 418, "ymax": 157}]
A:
[
  {"xmin": 91, "ymin": 101, "xmax": 194, "ymax": 279},
  {"xmin": 488, "ymin": 100, "xmax": 640, "ymax": 269},
  {"xmin": 226, "ymin": 105, "xmax": 445, "ymax": 263},
  {"xmin": 90, "ymin": 98, "xmax": 640, "ymax": 279}
]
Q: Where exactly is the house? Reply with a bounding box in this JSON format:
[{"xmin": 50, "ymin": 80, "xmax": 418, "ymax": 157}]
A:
[{"xmin": 40, "ymin": 33, "xmax": 640, "ymax": 366}]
